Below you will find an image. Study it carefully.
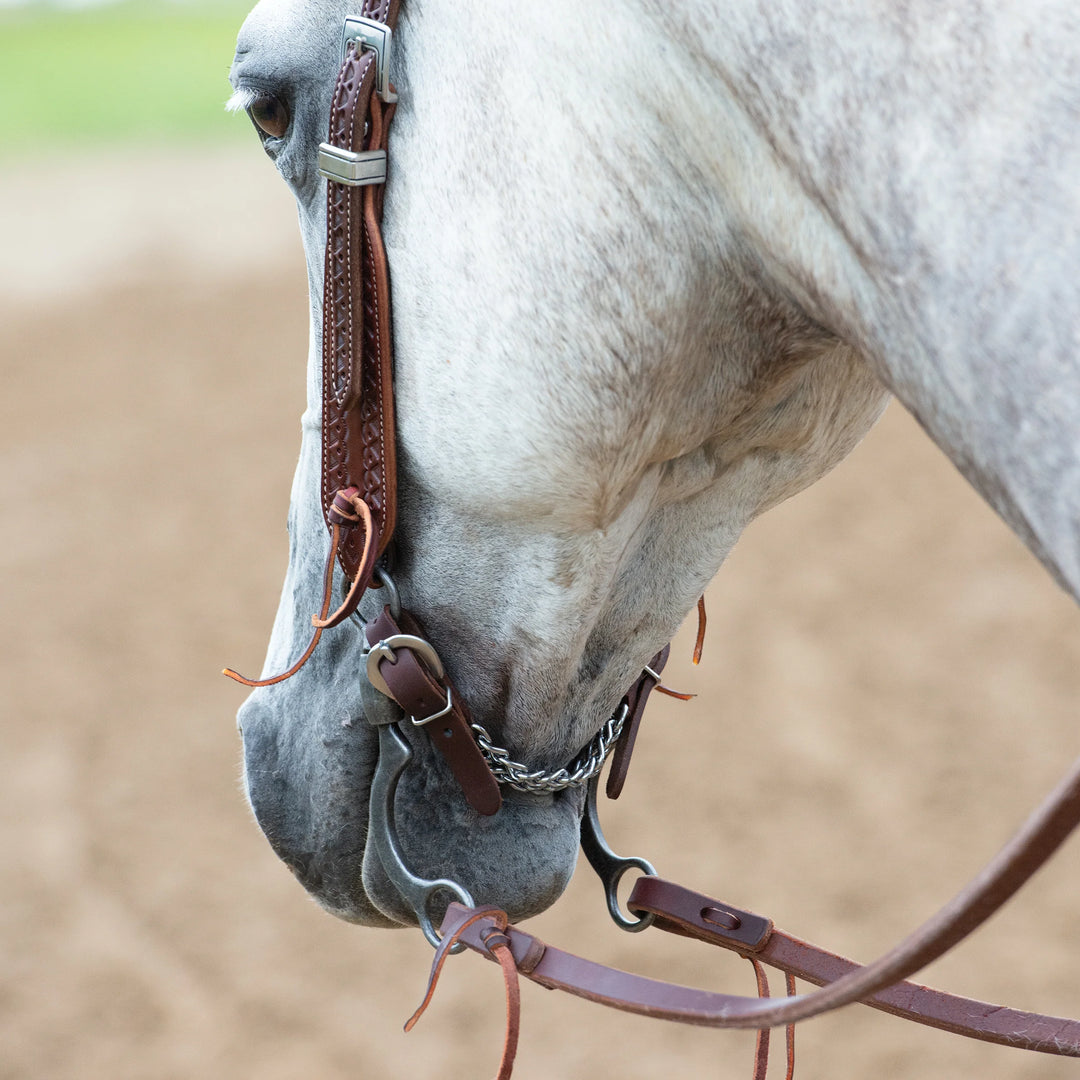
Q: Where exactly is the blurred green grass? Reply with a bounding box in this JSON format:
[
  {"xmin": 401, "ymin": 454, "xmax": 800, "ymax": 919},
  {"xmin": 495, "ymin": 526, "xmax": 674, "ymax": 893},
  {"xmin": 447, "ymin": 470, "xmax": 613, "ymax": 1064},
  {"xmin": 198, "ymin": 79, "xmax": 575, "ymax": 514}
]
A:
[{"xmin": 0, "ymin": 2, "xmax": 254, "ymax": 156}]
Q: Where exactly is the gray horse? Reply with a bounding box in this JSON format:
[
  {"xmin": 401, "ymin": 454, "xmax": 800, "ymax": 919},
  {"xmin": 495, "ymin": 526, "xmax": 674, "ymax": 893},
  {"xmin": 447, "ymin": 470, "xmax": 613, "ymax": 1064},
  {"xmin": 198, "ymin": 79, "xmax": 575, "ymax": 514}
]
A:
[{"xmin": 227, "ymin": 0, "xmax": 1080, "ymax": 931}]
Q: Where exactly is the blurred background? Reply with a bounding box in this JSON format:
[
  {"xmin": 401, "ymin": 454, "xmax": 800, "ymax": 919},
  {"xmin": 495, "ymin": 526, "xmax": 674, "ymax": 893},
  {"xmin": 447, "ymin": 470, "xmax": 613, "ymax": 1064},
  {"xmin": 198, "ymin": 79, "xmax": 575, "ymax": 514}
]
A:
[{"xmin": 2, "ymin": 3, "xmax": 1079, "ymax": 1078}]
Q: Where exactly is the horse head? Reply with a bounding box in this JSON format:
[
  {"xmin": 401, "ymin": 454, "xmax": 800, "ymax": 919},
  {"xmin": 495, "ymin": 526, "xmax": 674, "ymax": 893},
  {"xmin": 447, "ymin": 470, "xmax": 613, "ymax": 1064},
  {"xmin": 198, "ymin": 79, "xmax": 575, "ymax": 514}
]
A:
[{"xmin": 227, "ymin": 0, "xmax": 888, "ymax": 930}]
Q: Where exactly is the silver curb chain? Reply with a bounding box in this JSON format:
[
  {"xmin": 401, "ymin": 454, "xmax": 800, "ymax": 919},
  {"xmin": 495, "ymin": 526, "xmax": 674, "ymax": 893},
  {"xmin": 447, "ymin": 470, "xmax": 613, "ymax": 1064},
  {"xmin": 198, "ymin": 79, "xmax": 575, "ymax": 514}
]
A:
[{"xmin": 470, "ymin": 703, "xmax": 630, "ymax": 796}]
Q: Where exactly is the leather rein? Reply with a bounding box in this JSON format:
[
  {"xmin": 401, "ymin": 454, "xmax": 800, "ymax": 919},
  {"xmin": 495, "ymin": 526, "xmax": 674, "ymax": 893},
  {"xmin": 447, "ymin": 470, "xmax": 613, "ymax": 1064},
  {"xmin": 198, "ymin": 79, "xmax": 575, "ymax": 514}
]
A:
[{"xmin": 226, "ymin": 6, "xmax": 1080, "ymax": 1076}]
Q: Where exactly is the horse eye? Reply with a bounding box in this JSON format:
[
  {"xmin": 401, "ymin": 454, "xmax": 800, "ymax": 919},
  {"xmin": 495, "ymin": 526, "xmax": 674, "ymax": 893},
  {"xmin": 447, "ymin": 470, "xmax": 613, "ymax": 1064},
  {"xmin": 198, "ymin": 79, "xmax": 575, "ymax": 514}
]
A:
[{"xmin": 249, "ymin": 92, "xmax": 290, "ymax": 139}]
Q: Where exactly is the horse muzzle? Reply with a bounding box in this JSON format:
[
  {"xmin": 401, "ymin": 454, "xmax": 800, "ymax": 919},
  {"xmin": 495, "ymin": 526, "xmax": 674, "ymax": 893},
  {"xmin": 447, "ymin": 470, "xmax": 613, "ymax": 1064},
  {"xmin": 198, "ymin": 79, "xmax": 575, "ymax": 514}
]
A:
[{"xmin": 237, "ymin": 688, "xmax": 583, "ymax": 931}]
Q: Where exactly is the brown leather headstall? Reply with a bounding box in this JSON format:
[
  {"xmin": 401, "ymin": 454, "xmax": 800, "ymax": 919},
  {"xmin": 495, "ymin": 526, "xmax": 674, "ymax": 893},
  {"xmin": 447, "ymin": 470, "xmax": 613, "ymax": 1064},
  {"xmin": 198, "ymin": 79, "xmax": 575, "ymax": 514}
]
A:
[
  {"xmin": 223, "ymin": 0, "xmax": 506, "ymax": 816},
  {"xmin": 222, "ymin": 3, "xmax": 680, "ymax": 822}
]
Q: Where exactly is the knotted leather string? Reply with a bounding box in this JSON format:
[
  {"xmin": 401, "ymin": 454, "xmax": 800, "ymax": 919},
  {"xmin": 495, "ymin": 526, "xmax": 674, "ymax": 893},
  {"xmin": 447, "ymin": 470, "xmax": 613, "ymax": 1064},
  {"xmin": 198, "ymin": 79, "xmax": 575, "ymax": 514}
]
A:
[
  {"xmin": 407, "ymin": 907, "xmax": 522, "ymax": 1080},
  {"xmin": 224, "ymin": 490, "xmax": 377, "ymax": 687}
]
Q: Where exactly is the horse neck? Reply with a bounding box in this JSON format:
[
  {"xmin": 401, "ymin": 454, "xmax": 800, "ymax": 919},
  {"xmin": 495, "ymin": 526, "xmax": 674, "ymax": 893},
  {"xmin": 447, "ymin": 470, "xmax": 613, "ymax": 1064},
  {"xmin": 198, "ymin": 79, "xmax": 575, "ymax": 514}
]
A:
[
  {"xmin": 669, "ymin": 0, "xmax": 1080, "ymax": 598},
  {"xmin": 294, "ymin": 0, "xmax": 1080, "ymax": 605}
]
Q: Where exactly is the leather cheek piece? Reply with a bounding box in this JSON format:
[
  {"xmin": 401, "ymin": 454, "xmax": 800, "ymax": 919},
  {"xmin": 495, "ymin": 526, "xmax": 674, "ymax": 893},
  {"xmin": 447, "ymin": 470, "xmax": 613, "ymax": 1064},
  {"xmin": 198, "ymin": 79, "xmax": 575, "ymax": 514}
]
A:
[
  {"xmin": 606, "ymin": 645, "xmax": 670, "ymax": 800},
  {"xmin": 320, "ymin": 50, "xmax": 397, "ymax": 581}
]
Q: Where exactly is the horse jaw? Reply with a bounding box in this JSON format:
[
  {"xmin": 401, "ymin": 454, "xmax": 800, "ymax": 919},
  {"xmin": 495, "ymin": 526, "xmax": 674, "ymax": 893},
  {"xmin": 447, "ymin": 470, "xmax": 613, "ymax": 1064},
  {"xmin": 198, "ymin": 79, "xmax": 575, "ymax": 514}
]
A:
[{"xmin": 229, "ymin": 0, "xmax": 888, "ymax": 928}]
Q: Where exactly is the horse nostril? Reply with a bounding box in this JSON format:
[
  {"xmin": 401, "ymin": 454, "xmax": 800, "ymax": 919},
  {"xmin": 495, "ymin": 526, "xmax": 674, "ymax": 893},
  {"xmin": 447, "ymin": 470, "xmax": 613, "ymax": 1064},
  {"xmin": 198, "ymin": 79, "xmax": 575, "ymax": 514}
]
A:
[{"xmin": 236, "ymin": 699, "xmax": 267, "ymax": 742}]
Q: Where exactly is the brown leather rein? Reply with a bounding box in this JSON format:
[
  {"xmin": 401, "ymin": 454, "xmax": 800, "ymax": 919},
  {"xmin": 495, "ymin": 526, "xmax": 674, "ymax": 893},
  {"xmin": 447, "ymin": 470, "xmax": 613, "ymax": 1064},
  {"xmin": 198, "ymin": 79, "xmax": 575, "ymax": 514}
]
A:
[{"xmin": 225, "ymin": 6, "xmax": 1080, "ymax": 1076}]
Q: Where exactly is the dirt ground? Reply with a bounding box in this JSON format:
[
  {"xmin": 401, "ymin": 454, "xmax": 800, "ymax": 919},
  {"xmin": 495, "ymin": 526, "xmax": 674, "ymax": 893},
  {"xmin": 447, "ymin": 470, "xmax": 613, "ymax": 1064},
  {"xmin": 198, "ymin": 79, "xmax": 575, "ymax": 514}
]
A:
[{"xmin": 2, "ymin": 146, "xmax": 1079, "ymax": 1080}]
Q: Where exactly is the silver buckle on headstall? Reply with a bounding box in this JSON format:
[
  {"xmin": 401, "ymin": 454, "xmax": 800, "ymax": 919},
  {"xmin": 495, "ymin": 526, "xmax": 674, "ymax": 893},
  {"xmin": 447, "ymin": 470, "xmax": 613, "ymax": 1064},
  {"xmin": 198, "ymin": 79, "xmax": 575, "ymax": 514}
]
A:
[
  {"xmin": 317, "ymin": 16, "xmax": 396, "ymax": 184},
  {"xmin": 342, "ymin": 15, "xmax": 397, "ymax": 103}
]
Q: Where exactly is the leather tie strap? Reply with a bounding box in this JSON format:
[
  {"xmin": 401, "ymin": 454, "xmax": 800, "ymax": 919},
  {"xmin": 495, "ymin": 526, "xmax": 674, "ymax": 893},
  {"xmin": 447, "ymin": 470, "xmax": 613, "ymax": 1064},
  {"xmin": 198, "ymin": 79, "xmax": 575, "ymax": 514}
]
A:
[
  {"xmin": 222, "ymin": 491, "xmax": 378, "ymax": 687},
  {"xmin": 749, "ymin": 960, "xmax": 771, "ymax": 1080},
  {"xmin": 746, "ymin": 962, "xmax": 797, "ymax": 1080},
  {"xmin": 407, "ymin": 907, "xmax": 521, "ymax": 1080}
]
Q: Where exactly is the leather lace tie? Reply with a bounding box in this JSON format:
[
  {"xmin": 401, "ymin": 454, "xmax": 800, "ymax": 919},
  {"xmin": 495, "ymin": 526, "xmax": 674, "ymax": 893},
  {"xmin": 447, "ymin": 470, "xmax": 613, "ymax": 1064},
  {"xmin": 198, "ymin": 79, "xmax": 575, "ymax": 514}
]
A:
[
  {"xmin": 224, "ymin": 489, "xmax": 378, "ymax": 687},
  {"xmin": 407, "ymin": 908, "xmax": 521, "ymax": 1080},
  {"xmin": 748, "ymin": 961, "xmax": 797, "ymax": 1080}
]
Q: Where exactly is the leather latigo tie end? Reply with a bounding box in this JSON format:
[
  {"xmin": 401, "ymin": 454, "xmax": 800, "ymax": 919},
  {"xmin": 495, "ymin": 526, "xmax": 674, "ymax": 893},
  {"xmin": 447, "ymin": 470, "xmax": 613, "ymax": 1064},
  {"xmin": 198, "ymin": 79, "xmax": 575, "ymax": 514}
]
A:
[{"xmin": 223, "ymin": 489, "xmax": 379, "ymax": 689}]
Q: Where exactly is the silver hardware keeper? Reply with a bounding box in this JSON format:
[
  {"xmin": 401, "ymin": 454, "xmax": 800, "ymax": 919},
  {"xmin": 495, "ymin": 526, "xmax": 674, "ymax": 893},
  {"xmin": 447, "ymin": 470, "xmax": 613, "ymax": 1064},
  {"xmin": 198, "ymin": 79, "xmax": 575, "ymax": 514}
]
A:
[{"xmin": 318, "ymin": 145, "xmax": 388, "ymax": 186}]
